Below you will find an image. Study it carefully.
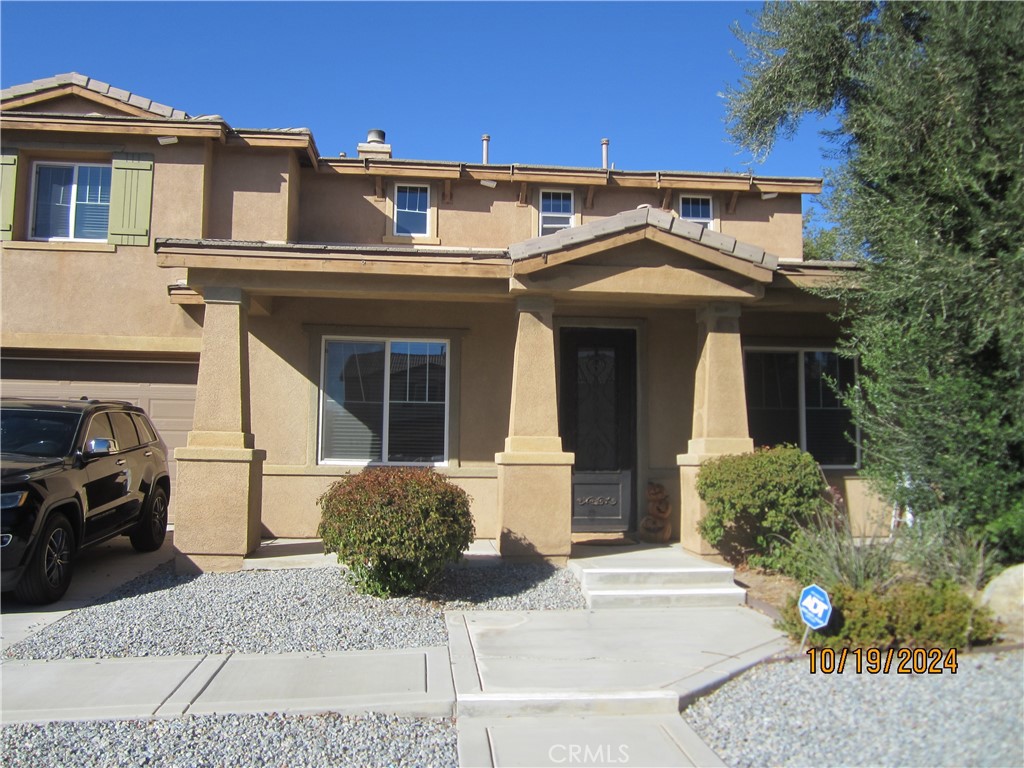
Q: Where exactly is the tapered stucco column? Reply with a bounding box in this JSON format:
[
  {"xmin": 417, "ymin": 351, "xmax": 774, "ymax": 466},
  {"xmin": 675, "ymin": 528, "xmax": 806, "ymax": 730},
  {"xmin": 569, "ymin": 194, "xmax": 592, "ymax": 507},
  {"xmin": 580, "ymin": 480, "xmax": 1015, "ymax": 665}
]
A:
[
  {"xmin": 174, "ymin": 287, "xmax": 265, "ymax": 573},
  {"xmin": 678, "ymin": 303, "xmax": 754, "ymax": 554},
  {"xmin": 495, "ymin": 296, "xmax": 575, "ymax": 561}
]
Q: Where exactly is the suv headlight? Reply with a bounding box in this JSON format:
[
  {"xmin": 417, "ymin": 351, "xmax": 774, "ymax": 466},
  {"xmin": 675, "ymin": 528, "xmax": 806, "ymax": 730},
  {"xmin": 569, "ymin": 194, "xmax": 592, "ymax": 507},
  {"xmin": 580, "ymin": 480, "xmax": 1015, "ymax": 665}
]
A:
[{"xmin": 0, "ymin": 491, "xmax": 28, "ymax": 509}]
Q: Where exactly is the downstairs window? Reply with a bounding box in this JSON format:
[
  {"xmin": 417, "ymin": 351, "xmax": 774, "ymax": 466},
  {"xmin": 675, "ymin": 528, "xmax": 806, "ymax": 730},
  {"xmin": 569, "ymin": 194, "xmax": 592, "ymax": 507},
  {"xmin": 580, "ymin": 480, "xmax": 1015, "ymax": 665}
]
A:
[
  {"xmin": 319, "ymin": 338, "xmax": 448, "ymax": 464},
  {"xmin": 745, "ymin": 349, "xmax": 859, "ymax": 468}
]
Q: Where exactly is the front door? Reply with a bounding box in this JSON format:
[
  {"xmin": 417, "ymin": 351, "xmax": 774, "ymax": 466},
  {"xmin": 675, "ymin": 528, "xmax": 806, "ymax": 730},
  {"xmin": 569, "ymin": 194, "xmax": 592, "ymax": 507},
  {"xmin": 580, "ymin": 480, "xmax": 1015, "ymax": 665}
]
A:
[{"xmin": 559, "ymin": 328, "xmax": 637, "ymax": 532}]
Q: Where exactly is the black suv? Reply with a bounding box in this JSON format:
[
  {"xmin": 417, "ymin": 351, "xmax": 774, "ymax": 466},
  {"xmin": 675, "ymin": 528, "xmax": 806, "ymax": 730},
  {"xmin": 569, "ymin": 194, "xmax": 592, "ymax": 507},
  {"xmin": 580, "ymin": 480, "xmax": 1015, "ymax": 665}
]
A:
[{"xmin": 1, "ymin": 398, "xmax": 171, "ymax": 604}]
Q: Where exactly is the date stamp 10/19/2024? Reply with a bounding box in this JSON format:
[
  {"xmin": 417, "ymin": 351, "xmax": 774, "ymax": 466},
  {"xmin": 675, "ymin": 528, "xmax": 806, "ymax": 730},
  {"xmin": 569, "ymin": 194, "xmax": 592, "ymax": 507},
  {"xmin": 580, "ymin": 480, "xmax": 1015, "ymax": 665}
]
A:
[{"xmin": 807, "ymin": 647, "xmax": 959, "ymax": 675}]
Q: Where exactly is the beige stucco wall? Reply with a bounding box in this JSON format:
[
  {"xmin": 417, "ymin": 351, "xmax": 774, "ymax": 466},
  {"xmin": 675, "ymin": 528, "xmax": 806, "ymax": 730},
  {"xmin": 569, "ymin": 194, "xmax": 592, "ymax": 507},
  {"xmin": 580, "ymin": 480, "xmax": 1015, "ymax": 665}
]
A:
[
  {"xmin": 297, "ymin": 173, "xmax": 384, "ymax": 243},
  {"xmin": 439, "ymin": 183, "xmax": 530, "ymax": 248},
  {"xmin": 246, "ymin": 293, "xmax": 708, "ymax": 541},
  {"xmin": 585, "ymin": 189, "xmax": 664, "ymax": 219},
  {"xmin": 26, "ymin": 95, "xmax": 128, "ymax": 117},
  {"xmin": 208, "ymin": 146, "xmax": 293, "ymax": 242},
  {"xmin": 0, "ymin": 131, "xmax": 205, "ymax": 351},
  {"xmin": 247, "ymin": 296, "xmax": 517, "ymax": 538},
  {"xmin": 286, "ymin": 152, "xmax": 301, "ymax": 243},
  {"xmin": 723, "ymin": 193, "xmax": 804, "ymax": 261},
  {"xmin": 293, "ymin": 171, "xmax": 805, "ymax": 256},
  {"xmin": 249, "ymin": 287, "xmax": 881, "ymax": 547},
  {"xmin": 0, "ymin": 243, "xmax": 201, "ymax": 345},
  {"xmin": 826, "ymin": 472, "xmax": 891, "ymax": 538},
  {"xmin": 741, "ymin": 308, "xmax": 844, "ymax": 344},
  {"xmin": 151, "ymin": 139, "xmax": 209, "ymax": 240}
]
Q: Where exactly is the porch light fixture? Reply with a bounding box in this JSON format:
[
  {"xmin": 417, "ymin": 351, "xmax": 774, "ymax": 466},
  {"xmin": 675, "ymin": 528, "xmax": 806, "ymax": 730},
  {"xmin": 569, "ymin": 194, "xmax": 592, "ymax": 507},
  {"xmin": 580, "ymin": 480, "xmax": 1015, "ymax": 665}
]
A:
[
  {"xmin": 157, "ymin": 136, "xmax": 179, "ymax": 146},
  {"xmin": 760, "ymin": 191, "xmax": 778, "ymax": 200},
  {"xmin": 480, "ymin": 179, "xmax": 497, "ymax": 188}
]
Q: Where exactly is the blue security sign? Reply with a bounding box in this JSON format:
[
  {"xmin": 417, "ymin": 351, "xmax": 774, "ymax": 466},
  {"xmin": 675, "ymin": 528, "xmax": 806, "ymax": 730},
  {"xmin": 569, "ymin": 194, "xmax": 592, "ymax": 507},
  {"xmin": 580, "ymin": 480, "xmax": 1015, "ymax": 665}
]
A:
[{"xmin": 799, "ymin": 584, "xmax": 833, "ymax": 630}]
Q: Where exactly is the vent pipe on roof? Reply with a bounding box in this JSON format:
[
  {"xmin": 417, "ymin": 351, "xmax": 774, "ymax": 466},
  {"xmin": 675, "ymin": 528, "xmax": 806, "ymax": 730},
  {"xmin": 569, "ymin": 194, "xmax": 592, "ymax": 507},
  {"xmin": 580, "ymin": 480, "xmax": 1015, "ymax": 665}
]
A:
[
  {"xmin": 357, "ymin": 129, "xmax": 392, "ymax": 159},
  {"xmin": 482, "ymin": 134, "xmax": 491, "ymax": 164},
  {"xmin": 601, "ymin": 138, "xmax": 610, "ymax": 170}
]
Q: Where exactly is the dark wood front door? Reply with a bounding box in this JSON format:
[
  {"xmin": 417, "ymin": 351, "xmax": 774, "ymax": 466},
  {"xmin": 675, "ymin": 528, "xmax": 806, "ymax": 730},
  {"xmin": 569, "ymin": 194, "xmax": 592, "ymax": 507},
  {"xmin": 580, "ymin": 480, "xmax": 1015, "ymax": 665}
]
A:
[{"xmin": 559, "ymin": 328, "xmax": 637, "ymax": 532}]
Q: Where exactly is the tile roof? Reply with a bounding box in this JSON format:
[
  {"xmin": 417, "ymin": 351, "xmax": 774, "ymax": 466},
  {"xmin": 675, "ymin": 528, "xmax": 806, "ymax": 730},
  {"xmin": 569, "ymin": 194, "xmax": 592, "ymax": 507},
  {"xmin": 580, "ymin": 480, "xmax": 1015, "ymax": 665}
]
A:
[
  {"xmin": 1, "ymin": 72, "xmax": 190, "ymax": 120},
  {"xmin": 507, "ymin": 207, "xmax": 780, "ymax": 270}
]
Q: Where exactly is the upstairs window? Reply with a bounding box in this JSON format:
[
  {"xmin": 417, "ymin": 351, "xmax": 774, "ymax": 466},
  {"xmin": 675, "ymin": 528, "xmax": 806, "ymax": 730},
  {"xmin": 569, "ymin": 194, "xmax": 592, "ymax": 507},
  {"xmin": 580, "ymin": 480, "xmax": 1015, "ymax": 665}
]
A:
[
  {"xmin": 320, "ymin": 338, "xmax": 449, "ymax": 464},
  {"xmin": 540, "ymin": 190, "xmax": 574, "ymax": 236},
  {"xmin": 31, "ymin": 162, "xmax": 111, "ymax": 241},
  {"xmin": 394, "ymin": 184, "xmax": 430, "ymax": 236},
  {"xmin": 745, "ymin": 349, "xmax": 859, "ymax": 468},
  {"xmin": 679, "ymin": 195, "xmax": 713, "ymax": 228}
]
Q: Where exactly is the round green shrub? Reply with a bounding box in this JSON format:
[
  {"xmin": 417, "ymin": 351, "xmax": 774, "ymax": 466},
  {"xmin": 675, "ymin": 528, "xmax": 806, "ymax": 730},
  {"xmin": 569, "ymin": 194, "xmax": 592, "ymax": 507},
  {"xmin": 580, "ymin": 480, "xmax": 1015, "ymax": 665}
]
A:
[
  {"xmin": 317, "ymin": 467, "xmax": 474, "ymax": 597},
  {"xmin": 778, "ymin": 581, "xmax": 997, "ymax": 650},
  {"xmin": 696, "ymin": 445, "xmax": 830, "ymax": 570}
]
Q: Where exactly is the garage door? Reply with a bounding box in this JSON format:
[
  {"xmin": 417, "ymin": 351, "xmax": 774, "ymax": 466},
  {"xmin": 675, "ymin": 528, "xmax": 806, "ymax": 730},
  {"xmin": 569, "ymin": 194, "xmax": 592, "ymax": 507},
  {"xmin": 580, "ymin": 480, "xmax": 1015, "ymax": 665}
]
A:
[{"xmin": 1, "ymin": 358, "xmax": 198, "ymax": 513}]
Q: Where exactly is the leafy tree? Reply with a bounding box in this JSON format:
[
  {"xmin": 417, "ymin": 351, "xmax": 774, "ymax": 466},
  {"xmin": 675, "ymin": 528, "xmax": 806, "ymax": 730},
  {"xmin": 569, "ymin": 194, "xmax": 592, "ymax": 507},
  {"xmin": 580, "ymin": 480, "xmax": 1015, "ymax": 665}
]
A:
[
  {"xmin": 802, "ymin": 206, "xmax": 851, "ymax": 262},
  {"xmin": 727, "ymin": 1, "xmax": 1024, "ymax": 560}
]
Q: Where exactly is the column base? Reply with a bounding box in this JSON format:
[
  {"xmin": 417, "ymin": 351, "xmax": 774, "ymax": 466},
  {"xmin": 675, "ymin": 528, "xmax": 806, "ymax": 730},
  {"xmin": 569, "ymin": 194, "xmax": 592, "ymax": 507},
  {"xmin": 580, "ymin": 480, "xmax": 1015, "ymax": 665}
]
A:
[
  {"xmin": 173, "ymin": 444, "xmax": 266, "ymax": 571},
  {"xmin": 678, "ymin": 461, "xmax": 717, "ymax": 555},
  {"xmin": 677, "ymin": 438, "xmax": 754, "ymax": 556},
  {"xmin": 495, "ymin": 450, "xmax": 574, "ymax": 560}
]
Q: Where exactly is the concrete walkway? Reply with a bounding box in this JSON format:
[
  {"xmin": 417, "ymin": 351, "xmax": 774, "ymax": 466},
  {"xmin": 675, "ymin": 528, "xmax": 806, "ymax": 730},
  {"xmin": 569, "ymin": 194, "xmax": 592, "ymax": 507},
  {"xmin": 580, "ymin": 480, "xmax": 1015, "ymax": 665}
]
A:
[
  {"xmin": 1, "ymin": 538, "xmax": 792, "ymax": 767},
  {"xmin": 2, "ymin": 647, "xmax": 455, "ymax": 722}
]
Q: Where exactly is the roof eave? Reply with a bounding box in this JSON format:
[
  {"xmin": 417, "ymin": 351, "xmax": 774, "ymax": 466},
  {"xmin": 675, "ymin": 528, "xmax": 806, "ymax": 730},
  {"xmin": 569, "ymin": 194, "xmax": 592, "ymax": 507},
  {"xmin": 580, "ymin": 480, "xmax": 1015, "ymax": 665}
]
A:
[
  {"xmin": 0, "ymin": 112, "xmax": 226, "ymax": 140},
  {"xmin": 319, "ymin": 157, "xmax": 821, "ymax": 193}
]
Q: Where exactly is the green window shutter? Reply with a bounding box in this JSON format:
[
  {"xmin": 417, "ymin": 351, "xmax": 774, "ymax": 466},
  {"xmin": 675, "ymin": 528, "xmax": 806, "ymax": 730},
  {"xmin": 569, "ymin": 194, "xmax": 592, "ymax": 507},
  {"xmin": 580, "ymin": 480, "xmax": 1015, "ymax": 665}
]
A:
[
  {"xmin": 108, "ymin": 153, "xmax": 154, "ymax": 246},
  {"xmin": 0, "ymin": 152, "xmax": 18, "ymax": 241}
]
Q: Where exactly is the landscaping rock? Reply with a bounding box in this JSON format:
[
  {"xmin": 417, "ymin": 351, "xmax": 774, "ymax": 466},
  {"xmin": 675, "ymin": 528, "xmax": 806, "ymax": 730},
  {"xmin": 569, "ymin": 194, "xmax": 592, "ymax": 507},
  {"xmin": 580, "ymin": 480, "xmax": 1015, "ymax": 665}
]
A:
[{"xmin": 981, "ymin": 563, "xmax": 1024, "ymax": 643}]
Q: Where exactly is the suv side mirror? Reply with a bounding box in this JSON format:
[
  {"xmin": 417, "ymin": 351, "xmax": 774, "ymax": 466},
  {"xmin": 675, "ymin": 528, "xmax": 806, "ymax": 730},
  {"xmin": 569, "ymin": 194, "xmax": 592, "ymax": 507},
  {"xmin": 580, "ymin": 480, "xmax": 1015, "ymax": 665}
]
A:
[{"xmin": 84, "ymin": 437, "xmax": 116, "ymax": 457}]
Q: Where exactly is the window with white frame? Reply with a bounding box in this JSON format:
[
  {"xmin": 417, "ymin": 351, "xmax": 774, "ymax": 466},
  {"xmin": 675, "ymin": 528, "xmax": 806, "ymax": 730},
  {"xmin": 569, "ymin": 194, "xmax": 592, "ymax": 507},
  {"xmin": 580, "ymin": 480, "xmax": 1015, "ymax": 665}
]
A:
[
  {"xmin": 540, "ymin": 190, "xmax": 573, "ymax": 236},
  {"xmin": 679, "ymin": 195, "xmax": 713, "ymax": 228},
  {"xmin": 319, "ymin": 338, "xmax": 448, "ymax": 464},
  {"xmin": 744, "ymin": 349, "xmax": 859, "ymax": 467},
  {"xmin": 394, "ymin": 184, "xmax": 430, "ymax": 237},
  {"xmin": 31, "ymin": 162, "xmax": 112, "ymax": 241}
]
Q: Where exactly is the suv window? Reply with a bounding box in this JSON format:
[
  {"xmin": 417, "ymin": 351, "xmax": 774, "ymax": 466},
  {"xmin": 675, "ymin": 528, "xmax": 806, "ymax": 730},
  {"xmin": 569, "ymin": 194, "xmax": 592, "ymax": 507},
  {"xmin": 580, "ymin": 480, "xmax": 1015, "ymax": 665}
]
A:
[
  {"xmin": 0, "ymin": 409, "xmax": 81, "ymax": 458},
  {"xmin": 109, "ymin": 411, "xmax": 140, "ymax": 450},
  {"xmin": 131, "ymin": 413, "xmax": 157, "ymax": 444},
  {"xmin": 84, "ymin": 413, "xmax": 115, "ymax": 445}
]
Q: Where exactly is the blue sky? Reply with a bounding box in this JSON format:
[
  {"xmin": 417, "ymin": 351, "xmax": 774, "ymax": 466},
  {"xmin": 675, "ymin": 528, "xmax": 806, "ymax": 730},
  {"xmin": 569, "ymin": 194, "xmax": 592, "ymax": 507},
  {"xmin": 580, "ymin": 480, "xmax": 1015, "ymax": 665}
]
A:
[{"xmin": 1, "ymin": 1, "xmax": 838, "ymax": 182}]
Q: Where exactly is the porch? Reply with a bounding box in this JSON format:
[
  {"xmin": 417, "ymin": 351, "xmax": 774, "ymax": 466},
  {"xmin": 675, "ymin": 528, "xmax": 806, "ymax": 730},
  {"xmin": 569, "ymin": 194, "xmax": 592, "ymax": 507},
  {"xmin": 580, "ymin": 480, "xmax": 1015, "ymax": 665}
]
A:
[{"xmin": 159, "ymin": 208, "xmax": 841, "ymax": 572}]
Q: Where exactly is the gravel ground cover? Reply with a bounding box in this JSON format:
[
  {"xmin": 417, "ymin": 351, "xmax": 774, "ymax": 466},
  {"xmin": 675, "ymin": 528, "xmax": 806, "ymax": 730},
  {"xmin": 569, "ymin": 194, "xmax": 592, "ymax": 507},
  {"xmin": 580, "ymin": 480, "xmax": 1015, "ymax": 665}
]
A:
[
  {"xmin": 1, "ymin": 712, "xmax": 457, "ymax": 768},
  {"xmin": 683, "ymin": 648, "xmax": 1024, "ymax": 768},
  {"xmin": 4, "ymin": 561, "xmax": 585, "ymax": 660}
]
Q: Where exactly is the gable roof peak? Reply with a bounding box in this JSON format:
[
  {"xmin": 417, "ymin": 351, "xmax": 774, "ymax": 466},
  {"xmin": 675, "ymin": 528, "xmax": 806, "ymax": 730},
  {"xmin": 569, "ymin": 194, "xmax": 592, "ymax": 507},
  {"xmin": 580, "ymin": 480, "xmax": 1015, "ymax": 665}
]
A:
[
  {"xmin": 1, "ymin": 72, "xmax": 190, "ymax": 120},
  {"xmin": 508, "ymin": 206, "xmax": 780, "ymax": 273}
]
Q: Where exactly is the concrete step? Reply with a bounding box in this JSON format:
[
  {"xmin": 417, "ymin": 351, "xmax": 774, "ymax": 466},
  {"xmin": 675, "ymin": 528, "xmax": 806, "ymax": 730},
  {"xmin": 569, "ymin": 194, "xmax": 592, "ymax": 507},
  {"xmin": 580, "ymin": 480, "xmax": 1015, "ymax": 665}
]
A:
[
  {"xmin": 457, "ymin": 714, "xmax": 726, "ymax": 767},
  {"xmin": 585, "ymin": 585, "xmax": 748, "ymax": 610},
  {"xmin": 578, "ymin": 564, "xmax": 738, "ymax": 589},
  {"xmin": 569, "ymin": 544, "xmax": 747, "ymax": 609},
  {"xmin": 456, "ymin": 690, "xmax": 679, "ymax": 718}
]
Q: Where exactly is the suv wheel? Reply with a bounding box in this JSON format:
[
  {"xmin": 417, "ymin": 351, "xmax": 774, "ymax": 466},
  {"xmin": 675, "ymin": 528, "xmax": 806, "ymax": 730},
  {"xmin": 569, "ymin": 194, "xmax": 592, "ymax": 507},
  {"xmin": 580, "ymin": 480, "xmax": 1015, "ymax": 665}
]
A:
[
  {"xmin": 130, "ymin": 486, "xmax": 168, "ymax": 552},
  {"xmin": 15, "ymin": 512, "xmax": 75, "ymax": 604}
]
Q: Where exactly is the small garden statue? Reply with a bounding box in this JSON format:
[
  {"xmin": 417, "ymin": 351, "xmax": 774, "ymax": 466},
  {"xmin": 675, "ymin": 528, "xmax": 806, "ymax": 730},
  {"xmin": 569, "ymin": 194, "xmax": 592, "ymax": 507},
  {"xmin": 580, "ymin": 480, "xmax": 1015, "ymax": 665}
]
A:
[{"xmin": 638, "ymin": 482, "xmax": 673, "ymax": 543}]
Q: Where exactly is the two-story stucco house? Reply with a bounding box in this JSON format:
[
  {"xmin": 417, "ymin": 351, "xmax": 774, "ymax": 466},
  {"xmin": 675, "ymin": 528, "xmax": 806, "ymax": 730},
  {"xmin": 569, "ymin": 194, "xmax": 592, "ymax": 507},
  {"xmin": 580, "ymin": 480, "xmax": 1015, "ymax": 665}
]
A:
[{"xmin": 0, "ymin": 73, "xmax": 881, "ymax": 572}]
